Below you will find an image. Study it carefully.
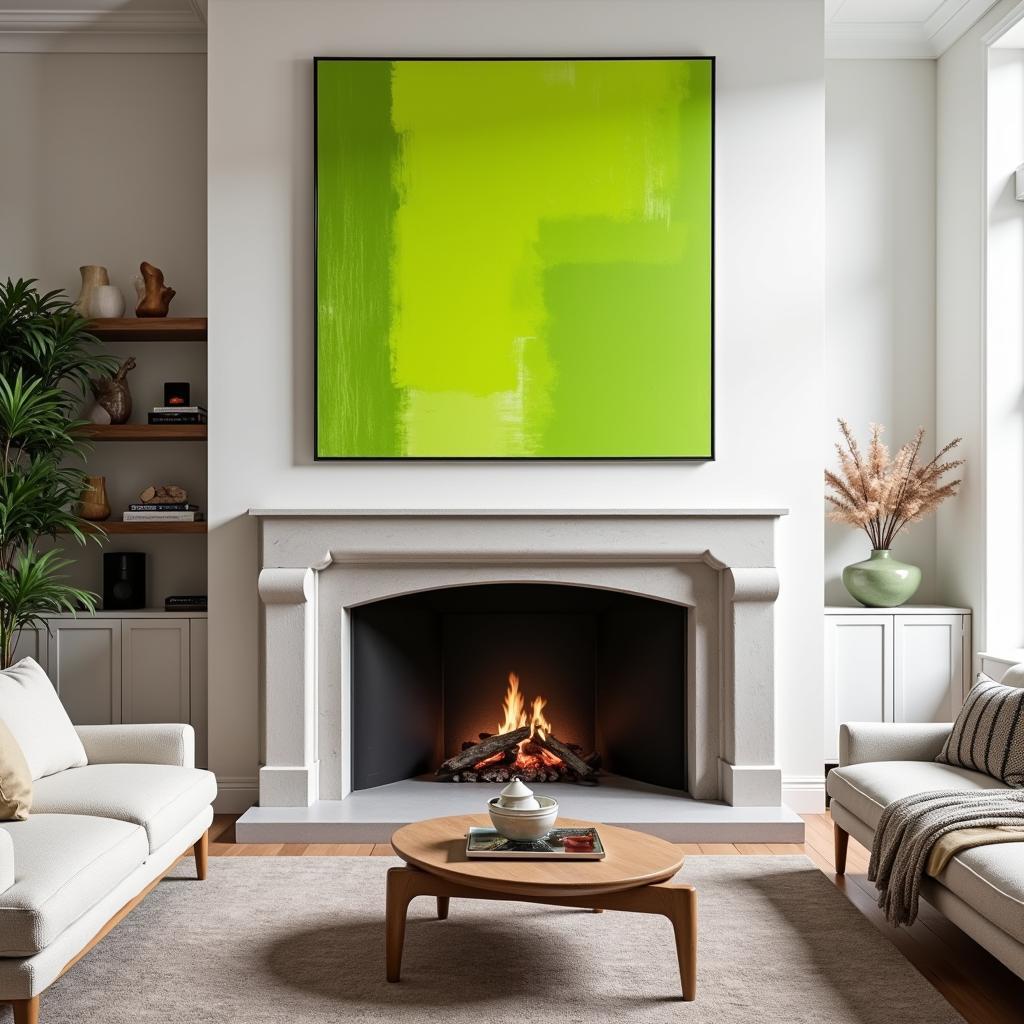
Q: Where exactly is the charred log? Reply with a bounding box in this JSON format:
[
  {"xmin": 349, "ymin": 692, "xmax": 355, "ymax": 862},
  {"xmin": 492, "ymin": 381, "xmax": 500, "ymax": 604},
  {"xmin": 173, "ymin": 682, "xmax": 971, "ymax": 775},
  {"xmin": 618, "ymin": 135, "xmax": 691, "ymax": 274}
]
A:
[
  {"xmin": 534, "ymin": 732, "xmax": 597, "ymax": 778},
  {"xmin": 436, "ymin": 726, "xmax": 530, "ymax": 776}
]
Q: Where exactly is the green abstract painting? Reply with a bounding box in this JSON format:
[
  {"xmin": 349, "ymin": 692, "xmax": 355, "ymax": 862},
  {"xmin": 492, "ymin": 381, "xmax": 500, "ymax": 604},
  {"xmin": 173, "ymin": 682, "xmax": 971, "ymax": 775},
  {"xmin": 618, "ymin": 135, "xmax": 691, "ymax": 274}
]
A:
[{"xmin": 315, "ymin": 57, "xmax": 713, "ymax": 459}]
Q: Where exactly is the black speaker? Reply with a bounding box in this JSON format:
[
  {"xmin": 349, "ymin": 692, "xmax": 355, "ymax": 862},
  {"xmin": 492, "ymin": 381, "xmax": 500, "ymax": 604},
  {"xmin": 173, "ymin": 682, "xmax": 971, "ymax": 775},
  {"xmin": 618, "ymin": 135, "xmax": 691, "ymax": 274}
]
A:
[{"xmin": 103, "ymin": 553, "xmax": 146, "ymax": 610}]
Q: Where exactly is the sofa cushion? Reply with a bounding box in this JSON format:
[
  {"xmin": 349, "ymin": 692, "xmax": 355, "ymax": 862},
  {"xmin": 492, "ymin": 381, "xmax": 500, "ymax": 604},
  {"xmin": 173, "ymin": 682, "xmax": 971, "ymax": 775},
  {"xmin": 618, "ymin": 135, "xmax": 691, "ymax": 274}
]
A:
[
  {"xmin": 935, "ymin": 842, "xmax": 1024, "ymax": 945},
  {"xmin": 827, "ymin": 760, "xmax": 1007, "ymax": 830},
  {"xmin": 30, "ymin": 764, "xmax": 217, "ymax": 853},
  {"xmin": 937, "ymin": 674, "xmax": 1024, "ymax": 785},
  {"xmin": 0, "ymin": 720, "xmax": 32, "ymax": 821},
  {"xmin": 0, "ymin": 814, "xmax": 146, "ymax": 956},
  {"xmin": 0, "ymin": 659, "xmax": 86, "ymax": 780}
]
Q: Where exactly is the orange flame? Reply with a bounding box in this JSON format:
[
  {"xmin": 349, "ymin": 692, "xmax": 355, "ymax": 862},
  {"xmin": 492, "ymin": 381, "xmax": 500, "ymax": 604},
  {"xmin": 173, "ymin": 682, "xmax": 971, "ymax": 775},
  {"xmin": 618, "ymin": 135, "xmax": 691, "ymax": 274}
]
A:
[
  {"xmin": 496, "ymin": 672, "xmax": 553, "ymax": 740},
  {"xmin": 479, "ymin": 672, "xmax": 560, "ymax": 772}
]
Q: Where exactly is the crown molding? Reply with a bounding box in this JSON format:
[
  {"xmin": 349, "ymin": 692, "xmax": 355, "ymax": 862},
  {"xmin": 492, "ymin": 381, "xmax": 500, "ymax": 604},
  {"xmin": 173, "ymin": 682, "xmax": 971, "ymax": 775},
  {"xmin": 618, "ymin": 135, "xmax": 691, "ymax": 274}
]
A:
[
  {"xmin": 927, "ymin": 0, "xmax": 1002, "ymax": 52},
  {"xmin": 826, "ymin": 21, "xmax": 936, "ymax": 59},
  {"xmin": 826, "ymin": 0, "xmax": 1002, "ymax": 59},
  {"xmin": 0, "ymin": 8, "xmax": 206, "ymax": 53}
]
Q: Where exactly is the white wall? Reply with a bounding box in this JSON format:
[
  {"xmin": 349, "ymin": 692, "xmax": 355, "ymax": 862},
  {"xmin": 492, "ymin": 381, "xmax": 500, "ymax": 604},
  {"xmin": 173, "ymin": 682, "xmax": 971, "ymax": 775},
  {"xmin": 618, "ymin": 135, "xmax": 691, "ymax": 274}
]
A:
[
  {"xmin": 0, "ymin": 53, "xmax": 206, "ymax": 312},
  {"xmin": 0, "ymin": 53, "xmax": 207, "ymax": 605},
  {"xmin": 825, "ymin": 60, "xmax": 938, "ymax": 605},
  {"xmin": 937, "ymin": 0, "xmax": 1023, "ymax": 654},
  {"xmin": 984, "ymin": 45, "xmax": 1024, "ymax": 651},
  {"xmin": 206, "ymin": 0, "xmax": 826, "ymax": 812}
]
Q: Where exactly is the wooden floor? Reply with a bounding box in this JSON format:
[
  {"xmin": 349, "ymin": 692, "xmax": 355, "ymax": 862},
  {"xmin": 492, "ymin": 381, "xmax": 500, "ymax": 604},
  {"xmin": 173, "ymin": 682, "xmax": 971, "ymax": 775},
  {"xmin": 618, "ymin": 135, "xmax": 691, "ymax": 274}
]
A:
[{"xmin": 206, "ymin": 811, "xmax": 1024, "ymax": 1024}]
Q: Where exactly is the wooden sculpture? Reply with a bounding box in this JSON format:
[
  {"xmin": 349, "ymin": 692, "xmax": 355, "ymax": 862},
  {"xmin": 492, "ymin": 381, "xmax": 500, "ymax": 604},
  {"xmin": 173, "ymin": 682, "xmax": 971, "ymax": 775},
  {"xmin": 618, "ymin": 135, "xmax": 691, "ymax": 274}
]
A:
[
  {"xmin": 134, "ymin": 261, "xmax": 176, "ymax": 318},
  {"xmin": 89, "ymin": 356, "xmax": 137, "ymax": 424},
  {"xmin": 139, "ymin": 484, "xmax": 188, "ymax": 504}
]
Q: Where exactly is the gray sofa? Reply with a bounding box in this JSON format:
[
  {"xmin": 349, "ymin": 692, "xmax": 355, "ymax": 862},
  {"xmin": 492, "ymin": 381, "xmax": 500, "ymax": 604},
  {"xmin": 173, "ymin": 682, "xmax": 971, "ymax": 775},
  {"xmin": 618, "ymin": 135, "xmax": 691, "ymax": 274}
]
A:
[
  {"xmin": 827, "ymin": 721, "xmax": 1024, "ymax": 979},
  {"xmin": 0, "ymin": 723, "xmax": 216, "ymax": 1024}
]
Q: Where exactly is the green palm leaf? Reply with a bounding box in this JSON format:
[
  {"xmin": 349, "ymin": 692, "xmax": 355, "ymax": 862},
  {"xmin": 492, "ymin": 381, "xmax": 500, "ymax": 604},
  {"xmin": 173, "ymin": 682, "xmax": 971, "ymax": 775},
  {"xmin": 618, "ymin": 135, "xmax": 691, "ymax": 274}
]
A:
[{"xmin": 0, "ymin": 279, "xmax": 110, "ymax": 666}]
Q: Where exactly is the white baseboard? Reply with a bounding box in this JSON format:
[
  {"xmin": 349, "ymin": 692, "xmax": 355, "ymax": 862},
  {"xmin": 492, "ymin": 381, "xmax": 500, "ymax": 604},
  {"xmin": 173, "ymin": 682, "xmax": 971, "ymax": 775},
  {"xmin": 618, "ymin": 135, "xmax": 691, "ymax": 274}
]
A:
[
  {"xmin": 213, "ymin": 776, "xmax": 258, "ymax": 814},
  {"xmin": 782, "ymin": 775, "xmax": 826, "ymax": 814}
]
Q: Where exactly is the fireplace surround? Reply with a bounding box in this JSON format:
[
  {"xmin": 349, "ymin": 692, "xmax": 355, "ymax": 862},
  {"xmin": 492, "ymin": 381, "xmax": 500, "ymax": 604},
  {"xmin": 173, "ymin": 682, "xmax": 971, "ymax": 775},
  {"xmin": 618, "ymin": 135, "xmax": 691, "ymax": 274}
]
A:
[{"xmin": 238, "ymin": 509, "xmax": 800, "ymax": 842}]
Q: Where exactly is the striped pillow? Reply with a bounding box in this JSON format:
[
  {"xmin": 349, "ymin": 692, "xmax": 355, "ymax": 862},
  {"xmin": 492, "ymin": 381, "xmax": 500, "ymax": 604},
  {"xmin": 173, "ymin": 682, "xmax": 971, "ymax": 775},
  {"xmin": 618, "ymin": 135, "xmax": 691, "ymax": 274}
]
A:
[{"xmin": 937, "ymin": 674, "xmax": 1024, "ymax": 786}]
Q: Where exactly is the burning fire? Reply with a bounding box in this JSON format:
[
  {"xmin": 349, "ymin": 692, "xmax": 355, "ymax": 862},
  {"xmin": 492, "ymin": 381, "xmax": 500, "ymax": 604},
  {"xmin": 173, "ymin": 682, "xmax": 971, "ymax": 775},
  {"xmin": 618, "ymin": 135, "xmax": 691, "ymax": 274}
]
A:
[
  {"xmin": 478, "ymin": 673, "xmax": 563, "ymax": 772},
  {"xmin": 497, "ymin": 672, "xmax": 552, "ymax": 740}
]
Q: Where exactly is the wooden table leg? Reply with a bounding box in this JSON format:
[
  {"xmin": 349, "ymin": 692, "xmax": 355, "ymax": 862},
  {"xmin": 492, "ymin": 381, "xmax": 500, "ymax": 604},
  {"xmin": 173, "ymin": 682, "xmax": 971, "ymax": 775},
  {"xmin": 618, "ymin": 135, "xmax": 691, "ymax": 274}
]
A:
[
  {"xmin": 665, "ymin": 886, "xmax": 698, "ymax": 1001},
  {"xmin": 384, "ymin": 868, "xmax": 697, "ymax": 999},
  {"xmin": 386, "ymin": 867, "xmax": 454, "ymax": 981},
  {"xmin": 572, "ymin": 883, "xmax": 698, "ymax": 1000},
  {"xmin": 385, "ymin": 867, "xmax": 417, "ymax": 982}
]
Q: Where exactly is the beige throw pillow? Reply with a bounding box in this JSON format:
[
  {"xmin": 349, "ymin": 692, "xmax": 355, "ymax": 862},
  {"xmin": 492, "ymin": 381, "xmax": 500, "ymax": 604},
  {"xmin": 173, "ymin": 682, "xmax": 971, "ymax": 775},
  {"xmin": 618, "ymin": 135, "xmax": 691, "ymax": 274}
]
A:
[{"xmin": 0, "ymin": 718, "xmax": 32, "ymax": 820}]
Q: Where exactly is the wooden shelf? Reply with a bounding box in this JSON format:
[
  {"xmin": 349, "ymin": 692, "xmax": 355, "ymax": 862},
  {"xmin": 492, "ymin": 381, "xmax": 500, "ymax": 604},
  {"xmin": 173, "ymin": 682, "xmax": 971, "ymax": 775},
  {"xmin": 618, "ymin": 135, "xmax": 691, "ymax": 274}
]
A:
[
  {"xmin": 87, "ymin": 317, "xmax": 207, "ymax": 342},
  {"xmin": 38, "ymin": 608, "xmax": 208, "ymax": 618},
  {"xmin": 83, "ymin": 424, "xmax": 207, "ymax": 441},
  {"xmin": 78, "ymin": 522, "xmax": 207, "ymax": 535}
]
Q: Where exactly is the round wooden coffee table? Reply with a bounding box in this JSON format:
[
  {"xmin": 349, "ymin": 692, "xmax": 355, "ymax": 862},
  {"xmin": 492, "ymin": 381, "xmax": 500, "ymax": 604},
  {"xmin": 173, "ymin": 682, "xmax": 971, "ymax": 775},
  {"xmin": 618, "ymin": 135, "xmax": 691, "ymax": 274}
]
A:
[{"xmin": 387, "ymin": 814, "xmax": 697, "ymax": 1000}]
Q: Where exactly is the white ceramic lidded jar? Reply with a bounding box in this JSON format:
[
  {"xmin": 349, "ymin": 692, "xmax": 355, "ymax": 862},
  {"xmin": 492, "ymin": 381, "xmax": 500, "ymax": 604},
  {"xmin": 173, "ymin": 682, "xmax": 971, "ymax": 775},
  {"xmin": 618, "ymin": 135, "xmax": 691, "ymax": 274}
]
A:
[{"xmin": 497, "ymin": 778, "xmax": 540, "ymax": 810}]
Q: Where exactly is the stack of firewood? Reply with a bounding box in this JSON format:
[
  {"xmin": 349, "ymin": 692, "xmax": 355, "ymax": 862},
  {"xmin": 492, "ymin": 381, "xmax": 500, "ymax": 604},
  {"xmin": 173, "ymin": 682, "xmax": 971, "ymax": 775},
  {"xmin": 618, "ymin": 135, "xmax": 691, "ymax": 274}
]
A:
[{"xmin": 435, "ymin": 726, "xmax": 601, "ymax": 785}]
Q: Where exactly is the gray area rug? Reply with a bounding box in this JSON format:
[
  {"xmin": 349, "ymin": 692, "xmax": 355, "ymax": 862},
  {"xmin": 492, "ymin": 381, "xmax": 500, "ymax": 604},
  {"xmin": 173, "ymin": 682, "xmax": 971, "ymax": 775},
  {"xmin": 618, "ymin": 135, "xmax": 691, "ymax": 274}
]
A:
[{"xmin": 14, "ymin": 856, "xmax": 962, "ymax": 1023}]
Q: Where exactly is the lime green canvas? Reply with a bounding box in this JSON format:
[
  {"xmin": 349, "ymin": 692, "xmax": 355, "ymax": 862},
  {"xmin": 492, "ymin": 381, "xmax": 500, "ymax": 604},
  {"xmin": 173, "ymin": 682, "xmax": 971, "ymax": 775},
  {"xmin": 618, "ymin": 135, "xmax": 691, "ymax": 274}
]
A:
[{"xmin": 315, "ymin": 58, "xmax": 713, "ymax": 459}]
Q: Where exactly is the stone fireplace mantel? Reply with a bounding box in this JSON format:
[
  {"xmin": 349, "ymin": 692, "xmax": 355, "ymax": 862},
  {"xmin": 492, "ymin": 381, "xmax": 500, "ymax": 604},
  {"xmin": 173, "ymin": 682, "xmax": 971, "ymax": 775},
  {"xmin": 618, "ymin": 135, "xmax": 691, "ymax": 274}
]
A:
[{"xmin": 246, "ymin": 508, "xmax": 789, "ymax": 834}]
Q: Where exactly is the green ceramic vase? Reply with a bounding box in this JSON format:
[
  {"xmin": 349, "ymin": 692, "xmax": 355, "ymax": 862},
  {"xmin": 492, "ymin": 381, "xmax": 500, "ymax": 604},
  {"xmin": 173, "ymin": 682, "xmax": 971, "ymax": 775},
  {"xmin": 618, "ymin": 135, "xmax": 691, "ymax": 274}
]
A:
[{"xmin": 842, "ymin": 549, "xmax": 921, "ymax": 608}]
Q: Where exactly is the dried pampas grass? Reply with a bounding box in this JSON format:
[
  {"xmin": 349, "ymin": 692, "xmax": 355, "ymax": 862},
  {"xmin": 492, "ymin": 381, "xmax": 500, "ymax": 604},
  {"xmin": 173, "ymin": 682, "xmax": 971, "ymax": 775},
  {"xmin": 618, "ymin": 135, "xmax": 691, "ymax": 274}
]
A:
[{"xmin": 825, "ymin": 420, "xmax": 963, "ymax": 550}]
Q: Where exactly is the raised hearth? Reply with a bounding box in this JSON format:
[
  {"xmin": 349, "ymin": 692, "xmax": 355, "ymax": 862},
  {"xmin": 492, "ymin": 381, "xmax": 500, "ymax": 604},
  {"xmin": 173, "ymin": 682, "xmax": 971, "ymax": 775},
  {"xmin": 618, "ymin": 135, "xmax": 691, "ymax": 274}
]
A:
[{"xmin": 237, "ymin": 509, "xmax": 802, "ymax": 843}]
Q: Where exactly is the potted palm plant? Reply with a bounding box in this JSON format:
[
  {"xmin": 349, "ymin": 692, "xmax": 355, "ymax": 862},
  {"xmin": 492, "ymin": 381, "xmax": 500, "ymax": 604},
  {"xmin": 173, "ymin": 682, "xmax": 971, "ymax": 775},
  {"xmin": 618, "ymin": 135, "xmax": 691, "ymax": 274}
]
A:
[
  {"xmin": 0, "ymin": 278, "xmax": 117, "ymax": 668},
  {"xmin": 825, "ymin": 420, "xmax": 964, "ymax": 607}
]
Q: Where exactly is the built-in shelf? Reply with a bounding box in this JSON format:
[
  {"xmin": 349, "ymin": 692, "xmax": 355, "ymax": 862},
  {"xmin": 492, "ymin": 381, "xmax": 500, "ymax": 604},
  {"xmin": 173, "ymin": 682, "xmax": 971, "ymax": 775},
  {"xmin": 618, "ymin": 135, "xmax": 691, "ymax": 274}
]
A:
[
  {"xmin": 82, "ymin": 424, "xmax": 207, "ymax": 442},
  {"xmin": 40, "ymin": 609, "xmax": 207, "ymax": 619},
  {"xmin": 77, "ymin": 522, "xmax": 207, "ymax": 535},
  {"xmin": 87, "ymin": 317, "xmax": 207, "ymax": 343}
]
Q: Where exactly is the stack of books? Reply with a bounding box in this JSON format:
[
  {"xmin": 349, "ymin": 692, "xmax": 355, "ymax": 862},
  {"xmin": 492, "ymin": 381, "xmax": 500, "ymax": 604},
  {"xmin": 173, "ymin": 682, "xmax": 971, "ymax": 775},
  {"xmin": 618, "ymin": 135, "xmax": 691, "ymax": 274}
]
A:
[
  {"xmin": 123, "ymin": 502, "xmax": 205, "ymax": 523},
  {"xmin": 148, "ymin": 404, "xmax": 207, "ymax": 425}
]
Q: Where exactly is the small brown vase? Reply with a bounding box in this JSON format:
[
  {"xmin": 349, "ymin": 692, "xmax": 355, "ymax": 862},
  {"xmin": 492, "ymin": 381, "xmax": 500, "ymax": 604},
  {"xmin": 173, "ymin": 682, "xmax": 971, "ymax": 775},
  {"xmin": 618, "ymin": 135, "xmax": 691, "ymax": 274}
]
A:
[{"xmin": 79, "ymin": 476, "xmax": 111, "ymax": 522}]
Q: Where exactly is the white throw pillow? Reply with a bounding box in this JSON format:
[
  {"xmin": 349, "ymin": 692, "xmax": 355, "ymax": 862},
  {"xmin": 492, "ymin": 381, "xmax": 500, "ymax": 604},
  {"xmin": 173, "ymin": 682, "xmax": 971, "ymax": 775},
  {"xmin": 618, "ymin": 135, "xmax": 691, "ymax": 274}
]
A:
[
  {"xmin": 1000, "ymin": 663, "xmax": 1024, "ymax": 688},
  {"xmin": 0, "ymin": 658, "xmax": 87, "ymax": 780}
]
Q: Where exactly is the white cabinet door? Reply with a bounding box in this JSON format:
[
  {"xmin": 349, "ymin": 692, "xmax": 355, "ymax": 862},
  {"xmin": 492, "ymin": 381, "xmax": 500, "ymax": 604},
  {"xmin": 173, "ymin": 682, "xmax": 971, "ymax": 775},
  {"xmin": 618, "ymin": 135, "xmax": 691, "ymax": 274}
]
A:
[
  {"xmin": 893, "ymin": 615, "xmax": 965, "ymax": 724},
  {"xmin": 824, "ymin": 615, "xmax": 893, "ymax": 762},
  {"xmin": 189, "ymin": 618, "xmax": 208, "ymax": 768},
  {"xmin": 11, "ymin": 627, "xmax": 47, "ymax": 671},
  {"xmin": 47, "ymin": 619, "xmax": 122, "ymax": 725},
  {"xmin": 122, "ymin": 619, "xmax": 190, "ymax": 724}
]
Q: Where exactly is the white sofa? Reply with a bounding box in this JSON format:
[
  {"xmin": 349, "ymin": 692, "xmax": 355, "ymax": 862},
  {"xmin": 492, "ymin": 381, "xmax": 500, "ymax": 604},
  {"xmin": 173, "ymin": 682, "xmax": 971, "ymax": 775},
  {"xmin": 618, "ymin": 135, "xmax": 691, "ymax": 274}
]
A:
[
  {"xmin": 0, "ymin": 722, "xmax": 216, "ymax": 1024},
  {"xmin": 827, "ymin": 721, "xmax": 1024, "ymax": 980}
]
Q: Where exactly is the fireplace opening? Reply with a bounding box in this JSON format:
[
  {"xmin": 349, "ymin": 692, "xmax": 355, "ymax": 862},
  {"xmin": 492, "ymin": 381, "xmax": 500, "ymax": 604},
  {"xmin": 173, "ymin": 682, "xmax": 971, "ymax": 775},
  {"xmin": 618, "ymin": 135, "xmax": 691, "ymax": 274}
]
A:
[
  {"xmin": 437, "ymin": 670, "xmax": 601, "ymax": 784},
  {"xmin": 350, "ymin": 583, "xmax": 686, "ymax": 793}
]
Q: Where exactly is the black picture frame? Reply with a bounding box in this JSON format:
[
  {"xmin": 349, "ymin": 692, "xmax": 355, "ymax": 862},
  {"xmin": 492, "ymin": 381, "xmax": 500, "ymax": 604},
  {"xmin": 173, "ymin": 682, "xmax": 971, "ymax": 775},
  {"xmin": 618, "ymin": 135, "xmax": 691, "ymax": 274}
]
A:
[{"xmin": 313, "ymin": 55, "xmax": 716, "ymax": 462}]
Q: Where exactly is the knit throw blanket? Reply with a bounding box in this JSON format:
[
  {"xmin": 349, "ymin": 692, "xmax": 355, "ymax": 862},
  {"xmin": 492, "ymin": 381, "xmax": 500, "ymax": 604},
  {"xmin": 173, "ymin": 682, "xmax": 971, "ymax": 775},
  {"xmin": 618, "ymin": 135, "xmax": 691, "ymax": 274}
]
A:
[{"xmin": 868, "ymin": 789, "xmax": 1024, "ymax": 927}]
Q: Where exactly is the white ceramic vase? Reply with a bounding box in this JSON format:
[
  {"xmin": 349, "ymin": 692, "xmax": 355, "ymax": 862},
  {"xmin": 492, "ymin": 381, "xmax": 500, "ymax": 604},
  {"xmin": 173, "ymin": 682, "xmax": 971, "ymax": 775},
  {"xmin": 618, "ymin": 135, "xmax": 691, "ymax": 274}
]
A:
[
  {"xmin": 74, "ymin": 265, "xmax": 110, "ymax": 316},
  {"xmin": 90, "ymin": 285, "xmax": 125, "ymax": 318}
]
